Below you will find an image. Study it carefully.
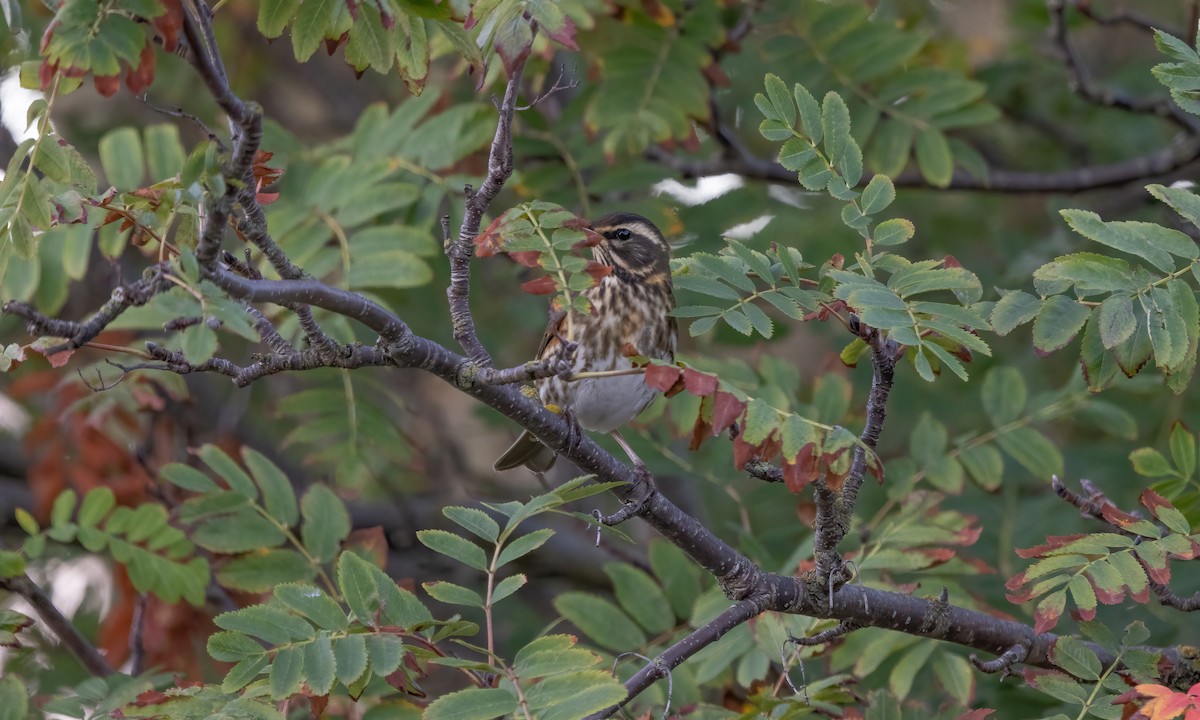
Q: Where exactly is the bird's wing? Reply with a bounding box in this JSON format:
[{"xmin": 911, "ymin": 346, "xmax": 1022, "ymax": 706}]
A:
[{"xmin": 536, "ymin": 307, "xmax": 569, "ymax": 361}]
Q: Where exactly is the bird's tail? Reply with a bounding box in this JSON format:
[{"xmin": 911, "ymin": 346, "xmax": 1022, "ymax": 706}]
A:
[{"xmin": 493, "ymin": 430, "xmax": 557, "ymax": 473}]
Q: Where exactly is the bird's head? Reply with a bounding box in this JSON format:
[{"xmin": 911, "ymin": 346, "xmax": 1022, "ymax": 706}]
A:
[{"xmin": 588, "ymin": 212, "xmax": 672, "ymax": 282}]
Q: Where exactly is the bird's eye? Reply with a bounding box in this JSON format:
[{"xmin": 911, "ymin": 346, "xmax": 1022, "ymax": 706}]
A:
[{"xmin": 616, "ymin": 228, "xmax": 632, "ymax": 240}]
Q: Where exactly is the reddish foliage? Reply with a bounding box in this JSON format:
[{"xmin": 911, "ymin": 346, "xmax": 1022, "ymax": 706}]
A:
[
  {"xmin": 344, "ymin": 526, "xmax": 388, "ymax": 568},
  {"xmin": 1015, "ymin": 534, "xmax": 1087, "ymax": 559},
  {"xmin": 644, "ymin": 364, "xmax": 682, "ymax": 392},
  {"xmin": 93, "ymin": 74, "xmax": 121, "ymax": 97},
  {"xmin": 584, "ymin": 260, "xmax": 612, "ymax": 282},
  {"xmin": 1120, "ymin": 682, "xmax": 1200, "ymax": 720},
  {"xmin": 955, "ymin": 710, "xmax": 994, "ymax": 720},
  {"xmin": 683, "ymin": 368, "xmax": 717, "ymax": 396},
  {"xmin": 943, "ymin": 255, "xmax": 963, "ymax": 269},
  {"xmin": 124, "ymin": 41, "xmax": 156, "ymax": 94},
  {"xmin": 1033, "ymin": 600, "xmax": 1062, "ymax": 634},
  {"xmin": 520, "ymin": 276, "xmax": 558, "ymax": 295},
  {"xmin": 732, "ymin": 432, "xmax": 759, "ymax": 469},
  {"xmin": 153, "ymin": 0, "xmax": 183, "ymax": 52},
  {"xmin": 473, "ymin": 215, "xmax": 505, "ymax": 257},
  {"xmin": 710, "ymin": 391, "xmax": 745, "ymax": 436},
  {"xmin": 783, "ymin": 443, "xmax": 820, "ymax": 493},
  {"xmin": 509, "ymin": 250, "xmax": 541, "ymax": 268},
  {"xmin": 688, "ymin": 415, "xmax": 712, "ymax": 451},
  {"xmin": 1141, "ymin": 489, "xmax": 1174, "ymax": 514}
]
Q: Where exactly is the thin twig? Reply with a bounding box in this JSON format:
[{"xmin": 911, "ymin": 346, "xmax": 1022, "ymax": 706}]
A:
[{"xmin": 0, "ymin": 573, "xmax": 114, "ymax": 677}]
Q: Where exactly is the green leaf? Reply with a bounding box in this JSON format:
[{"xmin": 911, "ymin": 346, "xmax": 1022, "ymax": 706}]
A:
[
  {"xmin": 338, "ymin": 551, "xmax": 384, "ymax": 627},
  {"xmin": 1050, "ymin": 636, "xmax": 1101, "ymax": 681},
  {"xmin": 931, "ymin": 652, "xmax": 974, "ymax": 707},
  {"xmin": 258, "ymin": 0, "xmax": 301, "ymax": 37},
  {"xmin": 97, "ymin": 127, "xmax": 145, "ymax": 191},
  {"xmin": 222, "ymin": 654, "xmax": 268, "ymax": 693},
  {"xmin": 958, "ymin": 443, "xmax": 1004, "ymax": 490},
  {"xmin": 981, "ymin": 366, "xmax": 1026, "ymax": 426},
  {"xmin": 443, "ymin": 506, "xmax": 499, "ymax": 543},
  {"xmin": 528, "ymin": 672, "xmax": 629, "ymax": 720},
  {"xmin": 79, "ymin": 487, "xmax": 115, "ymax": 529},
  {"xmin": 0, "ymin": 677, "xmax": 28, "ymax": 720},
  {"xmin": 193, "ymin": 509, "xmax": 286, "ymax": 553},
  {"xmin": 301, "ymin": 484, "xmax": 351, "ymax": 563},
  {"xmin": 496, "ymin": 528, "xmax": 554, "ymax": 568},
  {"xmin": 217, "ymin": 550, "xmax": 316, "ymax": 593},
  {"xmin": 1170, "ymin": 423, "xmax": 1196, "ymax": 478},
  {"xmin": 995, "ymin": 426, "xmax": 1064, "ymax": 478},
  {"xmin": 424, "ymin": 688, "xmax": 517, "ymax": 720},
  {"xmin": 763, "ymin": 73, "xmax": 796, "ymax": 129},
  {"xmin": 207, "ymin": 631, "xmax": 266, "ymax": 662},
  {"xmin": 418, "ymin": 529, "xmax": 488, "ymax": 571},
  {"xmin": 649, "ymin": 541, "xmax": 700, "ymax": 620},
  {"xmin": 873, "ymin": 218, "xmax": 914, "ymax": 246},
  {"xmin": 1129, "ymin": 447, "xmax": 1173, "ymax": 477},
  {"xmin": 867, "ymin": 119, "xmax": 914, "ymax": 177},
  {"xmin": 32, "ymin": 138, "xmax": 71, "ymax": 184},
  {"xmin": 305, "ymin": 632, "xmax": 337, "ymax": 695},
  {"xmin": 180, "ymin": 324, "xmax": 217, "ymax": 365},
  {"xmin": 794, "ymin": 84, "xmax": 823, "ymax": 144},
  {"xmin": 143, "ymin": 124, "xmax": 185, "ymax": 181},
  {"xmin": 492, "ymin": 574, "xmax": 526, "ymax": 603},
  {"xmin": 270, "ymin": 645, "xmax": 304, "ymax": 698},
  {"xmin": 991, "ymin": 290, "xmax": 1041, "ymax": 335},
  {"xmin": 160, "ymin": 463, "xmax": 218, "ymax": 493},
  {"xmin": 1154, "ymin": 29, "xmax": 1200, "ymax": 63},
  {"xmin": 366, "ymin": 634, "xmax": 405, "ymax": 676},
  {"xmin": 51, "ymin": 488, "xmax": 77, "ymax": 528},
  {"xmin": 604, "ymin": 563, "xmax": 675, "ymax": 634},
  {"xmin": 888, "ymin": 639, "xmax": 936, "ymax": 700},
  {"xmin": 914, "ymin": 127, "xmax": 953, "ymax": 187},
  {"xmin": 1060, "ymin": 210, "xmax": 1196, "ymax": 273},
  {"xmin": 1098, "ymin": 294, "xmax": 1137, "ymax": 349},
  {"xmin": 241, "ymin": 448, "xmax": 298, "ymax": 527},
  {"xmin": 275, "ymin": 582, "xmax": 348, "ymax": 631},
  {"xmin": 423, "ymin": 581, "xmax": 483, "ymax": 607},
  {"xmin": 552, "ymin": 592, "xmax": 646, "ymax": 652},
  {"xmin": 291, "ymin": 0, "xmax": 336, "ymax": 61},
  {"xmin": 335, "ymin": 634, "xmax": 368, "ymax": 685},
  {"xmin": 1033, "ymin": 296, "xmax": 1091, "ymax": 354},
  {"xmin": 214, "ymin": 604, "xmax": 316, "ymax": 646},
  {"xmin": 860, "ymin": 175, "xmax": 895, "ymax": 215},
  {"xmin": 198, "ymin": 444, "xmax": 257, "ymax": 498},
  {"xmin": 821, "ymin": 92, "xmax": 858, "ymax": 184}
]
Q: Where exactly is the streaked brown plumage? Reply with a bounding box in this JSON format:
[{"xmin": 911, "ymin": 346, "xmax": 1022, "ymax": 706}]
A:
[{"xmin": 494, "ymin": 212, "xmax": 677, "ymax": 473}]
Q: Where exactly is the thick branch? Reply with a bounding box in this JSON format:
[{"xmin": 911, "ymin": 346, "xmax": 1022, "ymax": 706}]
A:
[
  {"xmin": 144, "ymin": 340, "xmax": 392, "ymax": 387},
  {"xmin": 0, "ymin": 573, "xmax": 114, "ymax": 677},
  {"xmin": 447, "ymin": 57, "xmax": 528, "ymax": 366}
]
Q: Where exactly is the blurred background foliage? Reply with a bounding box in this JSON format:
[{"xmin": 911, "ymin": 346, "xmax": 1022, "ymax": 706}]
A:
[{"xmin": 3, "ymin": 0, "xmax": 1200, "ymax": 717}]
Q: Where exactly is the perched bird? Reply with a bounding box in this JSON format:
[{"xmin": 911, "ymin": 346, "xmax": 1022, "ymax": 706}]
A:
[{"xmin": 493, "ymin": 212, "xmax": 677, "ymax": 476}]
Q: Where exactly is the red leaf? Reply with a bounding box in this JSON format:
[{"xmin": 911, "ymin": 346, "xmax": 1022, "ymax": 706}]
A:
[
  {"xmin": 644, "ymin": 364, "xmax": 681, "ymax": 392},
  {"xmin": 829, "ymin": 253, "xmax": 845, "ymax": 269},
  {"xmin": 1016, "ymin": 534, "xmax": 1087, "ymax": 559},
  {"xmin": 124, "ymin": 41, "xmax": 156, "ymax": 95},
  {"xmin": 38, "ymin": 61, "xmax": 57, "ymax": 91},
  {"xmin": 683, "ymin": 368, "xmax": 717, "ymax": 397},
  {"xmin": 344, "ymin": 0, "xmax": 360, "ymax": 20},
  {"xmin": 1033, "ymin": 601, "xmax": 1062, "ymax": 634},
  {"xmin": 93, "ymin": 75, "xmax": 120, "ymax": 97},
  {"xmin": 520, "ymin": 275, "xmax": 558, "ymax": 295},
  {"xmin": 954, "ymin": 525, "xmax": 983, "ymax": 546},
  {"xmin": 1073, "ymin": 605, "xmax": 1097, "ymax": 622},
  {"xmin": 544, "ymin": 14, "xmax": 579, "ymax": 50},
  {"xmin": 943, "ymin": 254, "xmax": 962, "ymax": 269},
  {"xmin": 732, "ymin": 432, "xmax": 757, "ymax": 469},
  {"xmin": 256, "ymin": 191, "xmax": 280, "ymax": 205},
  {"xmin": 573, "ymin": 228, "xmax": 604, "ymax": 249},
  {"xmin": 474, "ymin": 215, "xmax": 505, "ymax": 257},
  {"xmin": 710, "ymin": 391, "xmax": 745, "ymax": 436},
  {"xmin": 758, "ymin": 431, "xmax": 781, "ymax": 465},
  {"xmin": 1140, "ymin": 489, "xmax": 1175, "ymax": 515},
  {"xmin": 584, "ymin": 261, "xmax": 612, "ymax": 281},
  {"xmin": 509, "ymin": 250, "xmax": 541, "ymax": 268},
  {"xmin": 379, "ymin": 5, "xmax": 396, "ymax": 29},
  {"xmin": 955, "ymin": 710, "xmax": 995, "ymax": 720},
  {"xmin": 28, "ymin": 339, "xmax": 75, "ymax": 368},
  {"xmin": 1130, "ymin": 584, "xmax": 1150, "ymax": 604},
  {"xmin": 783, "ymin": 443, "xmax": 819, "ymax": 493},
  {"xmin": 1004, "ymin": 571, "xmax": 1027, "ymax": 591},
  {"xmin": 152, "ymin": 0, "xmax": 183, "ymax": 52},
  {"xmin": 39, "ymin": 20, "xmax": 58, "ymax": 54}
]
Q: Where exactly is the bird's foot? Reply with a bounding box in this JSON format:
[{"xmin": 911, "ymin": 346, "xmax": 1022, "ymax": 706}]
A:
[
  {"xmin": 564, "ymin": 407, "xmax": 583, "ymax": 455},
  {"xmin": 597, "ymin": 461, "xmax": 656, "ymax": 526}
]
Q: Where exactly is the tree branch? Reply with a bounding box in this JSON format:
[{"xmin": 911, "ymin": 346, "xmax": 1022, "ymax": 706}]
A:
[
  {"xmin": 447, "ymin": 55, "xmax": 528, "ymax": 367},
  {"xmin": 0, "ymin": 573, "xmax": 114, "ymax": 677}
]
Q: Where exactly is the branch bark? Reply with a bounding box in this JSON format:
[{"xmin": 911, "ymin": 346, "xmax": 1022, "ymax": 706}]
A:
[{"xmin": 0, "ymin": 573, "xmax": 114, "ymax": 677}]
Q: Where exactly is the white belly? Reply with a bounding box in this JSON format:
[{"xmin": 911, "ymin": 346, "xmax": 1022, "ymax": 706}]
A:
[{"xmin": 570, "ymin": 368, "xmax": 657, "ymax": 433}]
